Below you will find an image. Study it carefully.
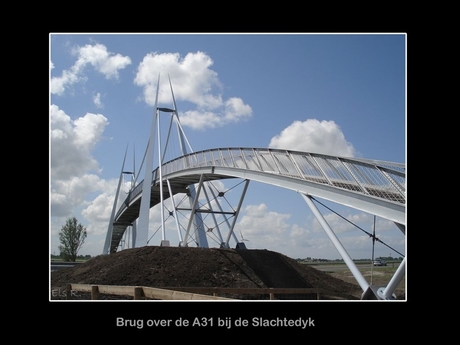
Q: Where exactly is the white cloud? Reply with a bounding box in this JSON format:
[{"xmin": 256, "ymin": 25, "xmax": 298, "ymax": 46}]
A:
[
  {"xmin": 50, "ymin": 43, "xmax": 131, "ymax": 95},
  {"xmin": 50, "ymin": 103, "xmax": 119, "ymax": 253},
  {"xmin": 50, "ymin": 104, "xmax": 108, "ymax": 180},
  {"xmin": 134, "ymin": 51, "xmax": 252, "ymax": 130},
  {"xmin": 50, "ymin": 192, "xmax": 74, "ymax": 217},
  {"xmin": 50, "ymin": 103, "xmax": 113, "ymax": 237},
  {"xmin": 50, "ymin": 67, "xmax": 83, "ymax": 96},
  {"xmin": 179, "ymin": 110, "xmax": 220, "ymax": 130},
  {"xmin": 51, "ymin": 174, "xmax": 103, "ymax": 217},
  {"xmin": 93, "ymin": 92, "xmax": 103, "ymax": 108},
  {"xmin": 134, "ymin": 51, "xmax": 220, "ymax": 106},
  {"xmin": 81, "ymin": 185, "xmax": 119, "ymax": 227},
  {"xmin": 78, "ymin": 43, "xmax": 131, "ymax": 80},
  {"xmin": 237, "ymin": 204, "xmax": 291, "ymax": 244},
  {"xmin": 268, "ymin": 119, "xmax": 356, "ymax": 157},
  {"xmin": 311, "ymin": 212, "xmax": 364, "ymax": 234}
]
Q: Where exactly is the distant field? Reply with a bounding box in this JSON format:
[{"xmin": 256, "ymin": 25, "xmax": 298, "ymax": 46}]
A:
[{"xmin": 315, "ymin": 263, "xmax": 406, "ymax": 299}]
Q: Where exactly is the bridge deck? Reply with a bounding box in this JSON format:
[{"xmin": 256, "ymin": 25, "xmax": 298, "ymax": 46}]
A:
[{"xmin": 109, "ymin": 148, "xmax": 405, "ymax": 253}]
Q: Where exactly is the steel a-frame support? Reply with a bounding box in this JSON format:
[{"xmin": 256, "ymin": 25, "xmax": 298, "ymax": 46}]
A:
[
  {"xmin": 376, "ymin": 257, "xmax": 405, "ymax": 300},
  {"xmin": 223, "ymin": 179, "xmax": 250, "ymax": 248},
  {"xmin": 301, "ymin": 193, "xmax": 404, "ymax": 300},
  {"xmin": 166, "ymin": 179, "xmax": 183, "ymax": 244},
  {"xmin": 181, "ymin": 176, "xmax": 250, "ymax": 248},
  {"xmin": 182, "ymin": 174, "xmax": 206, "ymax": 246}
]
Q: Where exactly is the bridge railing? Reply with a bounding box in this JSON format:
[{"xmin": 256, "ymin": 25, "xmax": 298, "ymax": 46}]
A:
[
  {"xmin": 163, "ymin": 147, "xmax": 405, "ymax": 200},
  {"xmin": 116, "ymin": 147, "xmax": 405, "ymax": 220}
]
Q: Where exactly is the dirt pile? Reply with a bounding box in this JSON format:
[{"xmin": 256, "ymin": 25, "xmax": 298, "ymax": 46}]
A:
[{"xmin": 50, "ymin": 246, "xmax": 362, "ymax": 300}]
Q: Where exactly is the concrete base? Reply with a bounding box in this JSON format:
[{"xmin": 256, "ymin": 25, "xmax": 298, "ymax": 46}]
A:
[
  {"xmin": 160, "ymin": 240, "xmax": 170, "ymax": 247},
  {"xmin": 235, "ymin": 242, "xmax": 247, "ymax": 250},
  {"xmin": 361, "ymin": 285, "xmax": 396, "ymax": 300}
]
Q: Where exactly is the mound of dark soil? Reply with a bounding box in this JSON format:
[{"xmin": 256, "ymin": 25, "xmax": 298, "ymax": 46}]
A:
[{"xmin": 50, "ymin": 246, "xmax": 362, "ymax": 300}]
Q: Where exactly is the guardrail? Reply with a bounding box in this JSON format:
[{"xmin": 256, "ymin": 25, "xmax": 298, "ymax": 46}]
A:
[{"xmin": 54, "ymin": 284, "xmax": 358, "ymax": 300}]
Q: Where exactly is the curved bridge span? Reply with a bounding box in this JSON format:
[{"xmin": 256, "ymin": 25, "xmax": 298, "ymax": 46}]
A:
[
  {"xmin": 110, "ymin": 147, "xmax": 405, "ymax": 254},
  {"xmin": 103, "ymin": 77, "xmax": 405, "ymax": 300}
]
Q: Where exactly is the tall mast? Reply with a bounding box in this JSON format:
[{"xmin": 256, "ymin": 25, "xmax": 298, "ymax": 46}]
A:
[
  {"xmin": 136, "ymin": 74, "xmax": 160, "ymax": 248},
  {"xmin": 103, "ymin": 144, "xmax": 128, "ymax": 254}
]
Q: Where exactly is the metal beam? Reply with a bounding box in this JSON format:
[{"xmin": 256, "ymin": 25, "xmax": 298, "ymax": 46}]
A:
[
  {"xmin": 224, "ymin": 179, "xmax": 250, "ymax": 247},
  {"xmin": 301, "ymin": 193, "xmax": 370, "ymax": 293},
  {"xmin": 167, "ymin": 179, "xmax": 183, "ymax": 244},
  {"xmin": 378, "ymin": 257, "xmax": 406, "ymax": 300},
  {"xmin": 183, "ymin": 174, "xmax": 205, "ymax": 246},
  {"xmin": 176, "ymin": 208, "xmax": 235, "ymax": 215},
  {"xmin": 103, "ymin": 145, "xmax": 128, "ymax": 255}
]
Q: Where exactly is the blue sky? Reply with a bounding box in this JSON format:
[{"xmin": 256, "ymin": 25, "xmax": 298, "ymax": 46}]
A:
[{"xmin": 50, "ymin": 33, "xmax": 406, "ymax": 260}]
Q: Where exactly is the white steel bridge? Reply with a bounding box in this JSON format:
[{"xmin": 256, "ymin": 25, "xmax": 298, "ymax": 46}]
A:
[{"xmin": 102, "ymin": 76, "xmax": 406, "ymax": 300}]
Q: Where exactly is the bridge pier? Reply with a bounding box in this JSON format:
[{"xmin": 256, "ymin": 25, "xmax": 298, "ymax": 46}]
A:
[{"xmin": 235, "ymin": 242, "xmax": 247, "ymax": 250}]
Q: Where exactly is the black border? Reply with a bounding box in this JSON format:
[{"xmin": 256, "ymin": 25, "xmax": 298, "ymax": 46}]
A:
[{"xmin": 48, "ymin": 30, "xmax": 413, "ymax": 334}]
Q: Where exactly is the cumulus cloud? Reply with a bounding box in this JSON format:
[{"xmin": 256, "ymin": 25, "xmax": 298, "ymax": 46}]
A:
[
  {"xmin": 81, "ymin": 187, "xmax": 117, "ymax": 224},
  {"xmin": 179, "ymin": 99, "xmax": 253, "ymax": 130},
  {"xmin": 78, "ymin": 44, "xmax": 131, "ymax": 80},
  {"xmin": 51, "ymin": 67, "xmax": 118, "ymax": 251},
  {"xmin": 50, "ymin": 103, "xmax": 113, "ymax": 224},
  {"xmin": 50, "ymin": 192, "xmax": 74, "ymax": 217},
  {"xmin": 50, "ymin": 175, "xmax": 121, "ymax": 239},
  {"xmin": 269, "ymin": 119, "xmax": 356, "ymax": 157},
  {"xmin": 237, "ymin": 204, "xmax": 291, "ymax": 245},
  {"xmin": 50, "ymin": 104, "xmax": 108, "ymax": 180},
  {"xmin": 51, "ymin": 174, "xmax": 104, "ymax": 218},
  {"xmin": 311, "ymin": 212, "xmax": 364, "ymax": 234},
  {"xmin": 134, "ymin": 51, "xmax": 252, "ymax": 130},
  {"xmin": 50, "ymin": 43, "xmax": 131, "ymax": 96}
]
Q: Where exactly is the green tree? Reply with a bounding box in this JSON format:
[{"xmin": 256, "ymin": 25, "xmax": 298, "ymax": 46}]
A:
[{"xmin": 58, "ymin": 217, "xmax": 87, "ymax": 262}]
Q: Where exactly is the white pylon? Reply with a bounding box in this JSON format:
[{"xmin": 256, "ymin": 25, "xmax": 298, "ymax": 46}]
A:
[
  {"xmin": 135, "ymin": 75, "xmax": 160, "ymax": 248},
  {"xmin": 102, "ymin": 145, "xmax": 128, "ymax": 254},
  {"xmin": 135, "ymin": 74, "xmax": 209, "ymax": 248}
]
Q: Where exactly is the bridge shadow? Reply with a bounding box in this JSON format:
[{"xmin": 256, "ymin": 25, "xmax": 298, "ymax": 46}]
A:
[{"xmin": 236, "ymin": 248, "xmax": 316, "ymax": 300}]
